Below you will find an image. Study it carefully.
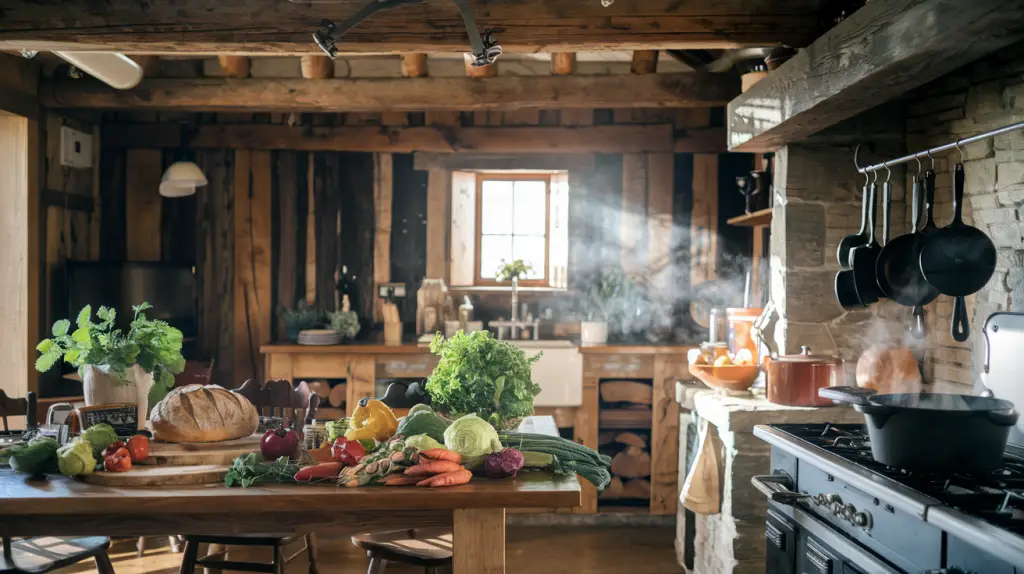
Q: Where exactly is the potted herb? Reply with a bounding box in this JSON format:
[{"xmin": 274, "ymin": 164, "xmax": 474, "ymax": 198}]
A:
[
  {"xmin": 35, "ymin": 303, "xmax": 185, "ymax": 423},
  {"xmin": 496, "ymin": 259, "xmax": 533, "ymax": 284},
  {"xmin": 328, "ymin": 309, "xmax": 360, "ymax": 340},
  {"xmin": 425, "ymin": 331, "xmax": 541, "ymax": 429},
  {"xmin": 281, "ymin": 301, "xmax": 324, "ymax": 343}
]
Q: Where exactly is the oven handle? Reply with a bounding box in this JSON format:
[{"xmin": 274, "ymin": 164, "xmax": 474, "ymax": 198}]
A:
[
  {"xmin": 775, "ymin": 503, "xmax": 904, "ymax": 574},
  {"xmin": 752, "ymin": 473, "xmax": 814, "ymax": 506}
]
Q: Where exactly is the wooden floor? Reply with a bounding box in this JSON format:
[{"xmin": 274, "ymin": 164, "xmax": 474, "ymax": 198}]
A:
[{"xmin": 54, "ymin": 527, "xmax": 681, "ymax": 574}]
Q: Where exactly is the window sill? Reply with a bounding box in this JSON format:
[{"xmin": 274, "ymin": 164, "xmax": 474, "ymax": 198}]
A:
[{"xmin": 448, "ymin": 286, "xmax": 570, "ymax": 294}]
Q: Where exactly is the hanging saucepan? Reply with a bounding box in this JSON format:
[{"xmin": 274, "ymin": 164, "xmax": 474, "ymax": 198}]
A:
[
  {"xmin": 834, "ymin": 182, "xmax": 877, "ymax": 309},
  {"xmin": 876, "ymin": 170, "xmax": 940, "ymax": 307},
  {"xmin": 819, "ymin": 386, "xmax": 1018, "ymax": 473},
  {"xmin": 850, "ymin": 179, "xmax": 884, "ymax": 305},
  {"xmin": 919, "ymin": 162, "xmax": 997, "ymax": 341},
  {"xmin": 836, "ymin": 179, "xmax": 872, "ymax": 269}
]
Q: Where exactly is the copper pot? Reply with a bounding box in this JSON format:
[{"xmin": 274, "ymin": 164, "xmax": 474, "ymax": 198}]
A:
[{"xmin": 763, "ymin": 346, "xmax": 842, "ymax": 407}]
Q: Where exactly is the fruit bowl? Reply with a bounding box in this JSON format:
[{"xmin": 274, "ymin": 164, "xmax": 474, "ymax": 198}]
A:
[{"xmin": 688, "ymin": 363, "xmax": 760, "ymax": 394}]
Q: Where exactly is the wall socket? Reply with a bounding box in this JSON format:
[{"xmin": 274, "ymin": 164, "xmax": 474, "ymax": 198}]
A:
[{"xmin": 60, "ymin": 126, "xmax": 93, "ymax": 169}]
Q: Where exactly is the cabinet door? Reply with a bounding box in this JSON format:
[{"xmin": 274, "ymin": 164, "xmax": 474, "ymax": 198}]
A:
[
  {"xmin": 766, "ymin": 509, "xmax": 797, "ymax": 574},
  {"xmin": 346, "ymin": 356, "xmax": 376, "ymax": 415}
]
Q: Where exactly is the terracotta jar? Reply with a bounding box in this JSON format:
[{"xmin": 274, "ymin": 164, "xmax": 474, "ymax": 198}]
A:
[{"xmin": 763, "ymin": 346, "xmax": 843, "ymax": 407}]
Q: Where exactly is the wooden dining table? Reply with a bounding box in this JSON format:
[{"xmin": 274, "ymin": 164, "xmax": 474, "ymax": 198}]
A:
[{"xmin": 0, "ymin": 416, "xmax": 580, "ymax": 574}]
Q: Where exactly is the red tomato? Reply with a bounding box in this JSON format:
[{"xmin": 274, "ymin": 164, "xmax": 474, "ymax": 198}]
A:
[
  {"xmin": 103, "ymin": 450, "xmax": 132, "ymax": 472},
  {"xmin": 127, "ymin": 435, "xmax": 149, "ymax": 463}
]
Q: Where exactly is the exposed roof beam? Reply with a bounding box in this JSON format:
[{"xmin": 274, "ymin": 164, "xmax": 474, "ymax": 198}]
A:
[
  {"xmin": 41, "ymin": 74, "xmax": 739, "ymax": 112},
  {"xmin": 0, "ymin": 1, "xmax": 826, "ymax": 55},
  {"xmin": 465, "ymin": 54, "xmax": 495, "ymax": 78},
  {"xmin": 216, "ymin": 56, "xmax": 250, "ymax": 78},
  {"xmin": 550, "ymin": 53, "xmax": 576, "ymax": 76},
  {"xmin": 100, "ymin": 123, "xmax": 686, "ymax": 154},
  {"xmin": 631, "ymin": 50, "xmax": 660, "ymax": 74},
  {"xmin": 728, "ymin": 0, "xmax": 1024, "ymax": 152},
  {"xmin": 401, "ymin": 54, "xmax": 428, "ymax": 78},
  {"xmin": 300, "ymin": 56, "xmax": 334, "ymax": 79},
  {"xmin": 130, "ymin": 56, "xmax": 162, "ymax": 78}
]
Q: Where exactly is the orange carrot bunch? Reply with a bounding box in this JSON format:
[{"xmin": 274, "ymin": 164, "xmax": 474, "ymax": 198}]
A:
[{"xmin": 381, "ymin": 448, "xmax": 472, "ymax": 487}]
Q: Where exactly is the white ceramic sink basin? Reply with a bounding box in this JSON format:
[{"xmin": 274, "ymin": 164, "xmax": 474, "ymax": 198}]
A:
[{"xmin": 507, "ymin": 340, "xmax": 582, "ymax": 407}]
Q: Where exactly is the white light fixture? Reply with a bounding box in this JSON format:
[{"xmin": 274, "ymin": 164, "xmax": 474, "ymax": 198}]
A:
[
  {"xmin": 53, "ymin": 52, "xmax": 144, "ymax": 89},
  {"xmin": 160, "ymin": 161, "xmax": 208, "ymax": 198}
]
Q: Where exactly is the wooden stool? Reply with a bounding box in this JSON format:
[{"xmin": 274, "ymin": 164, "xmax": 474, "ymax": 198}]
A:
[
  {"xmin": 179, "ymin": 534, "xmax": 317, "ymax": 574},
  {"xmin": 351, "ymin": 529, "xmax": 453, "ymax": 574}
]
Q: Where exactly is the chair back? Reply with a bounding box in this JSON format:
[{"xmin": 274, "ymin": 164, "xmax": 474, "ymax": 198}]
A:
[
  {"xmin": 173, "ymin": 360, "xmax": 215, "ymax": 388},
  {"xmin": 233, "ymin": 380, "xmax": 319, "ymax": 427},
  {"xmin": 0, "ymin": 390, "xmax": 37, "ymax": 432}
]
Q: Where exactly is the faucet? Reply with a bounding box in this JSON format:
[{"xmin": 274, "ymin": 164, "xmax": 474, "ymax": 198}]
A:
[{"xmin": 491, "ymin": 277, "xmax": 540, "ymax": 340}]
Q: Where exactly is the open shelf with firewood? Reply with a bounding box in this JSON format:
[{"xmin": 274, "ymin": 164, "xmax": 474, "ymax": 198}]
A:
[{"xmin": 597, "ymin": 378, "xmax": 655, "ymax": 512}]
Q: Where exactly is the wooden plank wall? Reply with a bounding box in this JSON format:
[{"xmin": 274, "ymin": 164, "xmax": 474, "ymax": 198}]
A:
[{"xmin": 91, "ymin": 107, "xmax": 736, "ymax": 388}]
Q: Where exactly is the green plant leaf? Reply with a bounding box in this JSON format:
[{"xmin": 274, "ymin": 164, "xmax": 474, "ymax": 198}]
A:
[
  {"xmin": 71, "ymin": 328, "xmax": 90, "ymax": 344},
  {"xmin": 52, "ymin": 320, "xmax": 70, "ymax": 337},
  {"xmin": 64, "ymin": 349, "xmax": 81, "ymax": 364},
  {"xmin": 75, "ymin": 306, "xmax": 91, "ymax": 329},
  {"xmin": 36, "ymin": 339, "xmax": 54, "ymax": 353}
]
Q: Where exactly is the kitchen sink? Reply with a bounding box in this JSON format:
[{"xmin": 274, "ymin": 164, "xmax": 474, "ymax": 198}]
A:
[{"xmin": 507, "ymin": 339, "xmax": 582, "ymax": 407}]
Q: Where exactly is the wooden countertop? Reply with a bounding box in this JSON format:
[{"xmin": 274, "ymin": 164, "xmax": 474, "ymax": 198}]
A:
[{"xmin": 263, "ymin": 342, "xmax": 699, "ymax": 356}]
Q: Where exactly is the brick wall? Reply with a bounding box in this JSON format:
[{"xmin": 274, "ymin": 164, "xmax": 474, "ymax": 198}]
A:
[{"xmin": 904, "ymin": 46, "xmax": 1024, "ymax": 390}]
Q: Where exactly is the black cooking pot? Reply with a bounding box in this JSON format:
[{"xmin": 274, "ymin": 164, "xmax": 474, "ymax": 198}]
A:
[{"xmin": 819, "ymin": 386, "xmax": 1018, "ymax": 473}]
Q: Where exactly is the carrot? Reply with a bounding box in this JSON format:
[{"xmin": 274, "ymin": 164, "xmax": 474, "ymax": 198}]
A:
[
  {"xmin": 294, "ymin": 462, "xmax": 343, "ymax": 482},
  {"xmin": 418, "ymin": 449, "xmax": 462, "ymax": 464},
  {"xmin": 404, "ymin": 461, "xmax": 464, "ymax": 476},
  {"xmin": 380, "ymin": 475, "xmax": 421, "ymax": 486},
  {"xmin": 417, "ymin": 468, "xmax": 473, "ymax": 487}
]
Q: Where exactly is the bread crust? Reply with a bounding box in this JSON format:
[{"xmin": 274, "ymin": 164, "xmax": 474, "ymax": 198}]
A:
[{"xmin": 151, "ymin": 384, "xmax": 259, "ymax": 443}]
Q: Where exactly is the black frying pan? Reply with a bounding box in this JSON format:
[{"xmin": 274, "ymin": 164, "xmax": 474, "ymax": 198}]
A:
[
  {"xmin": 836, "ymin": 182, "xmax": 872, "ymax": 269},
  {"xmin": 919, "ymin": 163, "xmax": 997, "ymax": 342},
  {"xmin": 873, "ymin": 180, "xmax": 893, "ymax": 296},
  {"xmin": 851, "ymin": 181, "xmax": 883, "ymax": 305},
  {"xmin": 835, "ymin": 183, "xmax": 877, "ymax": 309},
  {"xmin": 876, "ymin": 174, "xmax": 940, "ymax": 307}
]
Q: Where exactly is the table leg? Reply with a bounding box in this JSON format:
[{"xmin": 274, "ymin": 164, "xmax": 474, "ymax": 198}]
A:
[{"xmin": 453, "ymin": 508, "xmax": 505, "ymax": 574}]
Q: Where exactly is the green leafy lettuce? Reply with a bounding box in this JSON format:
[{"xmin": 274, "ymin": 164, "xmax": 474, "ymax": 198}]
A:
[
  {"xmin": 425, "ymin": 331, "xmax": 541, "ymax": 428},
  {"xmin": 36, "ymin": 303, "xmax": 185, "ymax": 405}
]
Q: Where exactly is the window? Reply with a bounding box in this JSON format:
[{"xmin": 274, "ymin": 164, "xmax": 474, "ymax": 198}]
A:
[{"xmin": 475, "ymin": 174, "xmax": 550, "ymax": 285}]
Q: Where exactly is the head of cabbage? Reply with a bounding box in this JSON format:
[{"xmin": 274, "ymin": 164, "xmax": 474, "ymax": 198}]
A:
[{"xmin": 443, "ymin": 414, "xmax": 502, "ymax": 458}]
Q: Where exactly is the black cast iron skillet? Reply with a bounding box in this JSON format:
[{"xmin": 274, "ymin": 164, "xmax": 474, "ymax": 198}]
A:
[
  {"xmin": 836, "ymin": 181, "xmax": 872, "ymax": 269},
  {"xmin": 876, "ymin": 173, "xmax": 940, "ymax": 307},
  {"xmin": 919, "ymin": 163, "xmax": 997, "ymax": 342},
  {"xmin": 850, "ymin": 181, "xmax": 884, "ymax": 305},
  {"xmin": 873, "ymin": 180, "xmax": 893, "ymax": 297},
  {"xmin": 820, "ymin": 386, "xmax": 1018, "ymax": 473},
  {"xmin": 834, "ymin": 183, "xmax": 876, "ymax": 309}
]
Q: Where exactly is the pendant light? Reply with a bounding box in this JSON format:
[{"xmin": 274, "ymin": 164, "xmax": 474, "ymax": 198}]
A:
[
  {"xmin": 160, "ymin": 161, "xmax": 208, "ymax": 198},
  {"xmin": 53, "ymin": 52, "xmax": 144, "ymax": 89}
]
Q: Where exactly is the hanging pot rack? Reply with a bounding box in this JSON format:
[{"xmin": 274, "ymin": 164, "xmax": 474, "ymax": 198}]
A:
[{"xmin": 857, "ymin": 121, "xmax": 1024, "ymax": 174}]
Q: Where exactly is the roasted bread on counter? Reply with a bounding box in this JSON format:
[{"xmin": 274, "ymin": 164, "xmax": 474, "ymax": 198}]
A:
[{"xmin": 150, "ymin": 384, "xmax": 259, "ymax": 443}]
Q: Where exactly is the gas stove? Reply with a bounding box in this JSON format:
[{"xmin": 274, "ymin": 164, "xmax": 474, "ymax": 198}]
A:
[{"xmin": 755, "ymin": 422, "xmax": 1024, "ymax": 573}]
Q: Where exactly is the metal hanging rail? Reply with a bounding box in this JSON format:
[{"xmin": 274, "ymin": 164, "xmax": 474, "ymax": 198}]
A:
[{"xmin": 858, "ymin": 121, "xmax": 1024, "ymax": 174}]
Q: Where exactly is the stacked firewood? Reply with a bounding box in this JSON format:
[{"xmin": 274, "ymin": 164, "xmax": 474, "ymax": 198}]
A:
[{"xmin": 597, "ymin": 379, "xmax": 654, "ymax": 501}]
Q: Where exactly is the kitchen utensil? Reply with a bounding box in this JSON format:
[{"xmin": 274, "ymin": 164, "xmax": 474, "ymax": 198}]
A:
[
  {"xmin": 834, "ymin": 182, "xmax": 877, "ymax": 309},
  {"xmin": 836, "ymin": 181, "xmax": 873, "ymax": 269},
  {"xmin": 140, "ymin": 434, "xmax": 261, "ymax": 466},
  {"xmin": 920, "ymin": 168, "xmax": 938, "ymax": 234},
  {"xmin": 81, "ymin": 464, "xmax": 230, "ymax": 487},
  {"xmin": 980, "ymin": 312, "xmax": 1024, "ymax": 446},
  {"xmin": 855, "ymin": 345, "xmax": 922, "ymax": 394},
  {"xmin": 763, "ymin": 346, "xmax": 843, "ymax": 407},
  {"xmin": 819, "ymin": 386, "xmax": 1018, "ymax": 473},
  {"xmin": 851, "ymin": 180, "xmax": 884, "ymax": 305},
  {"xmin": 873, "ymin": 179, "xmax": 893, "ymax": 295},
  {"xmin": 876, "ymin": 174, "xmax": 940, "ymax": 306},
  {"xmin": 919, "ymin": 163, "xmax": 997, "ymax": 341}
]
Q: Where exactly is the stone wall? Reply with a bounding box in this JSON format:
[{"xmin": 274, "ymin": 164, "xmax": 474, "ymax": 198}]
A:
[{"xmin": 903, "ymin": 46, "xmax": 1024, "ymax": 390}]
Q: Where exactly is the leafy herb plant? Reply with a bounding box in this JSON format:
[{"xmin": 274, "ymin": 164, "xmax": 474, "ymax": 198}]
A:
[
  {"xmin": 35, "ymin": 303, "xmax": 185, "ymax": 402},
  {"xmin": 281, "ymin": 301, "xmax": 324, "ymax": 333},
  {"xmin": 495, "ymin": 259, "xmax": 534, "ymax": 283},
  {"xmin": 224, "ymin": 453, "xmax": 300, "ymax": 488},
  {"xmin": 425, "ymin": 331, "xmax": 541, "ymax": 428}
]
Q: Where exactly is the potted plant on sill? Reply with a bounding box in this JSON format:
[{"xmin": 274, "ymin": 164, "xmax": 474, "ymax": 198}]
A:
[{"xmin": 35, "ymin": 302, "xmax": 185, "ymax": 422}]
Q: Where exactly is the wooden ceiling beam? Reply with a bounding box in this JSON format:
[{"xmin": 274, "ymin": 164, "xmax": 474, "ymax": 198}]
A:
[
  {"xmin": 216, "ymin": 55, "xmax": 251, "ymax": 78},
  {"xmin": 100, "ymin": 123, "xmax": 684, "ymax": 154},
  {"xmin": 300, "ymin": 56, "xmax": 334, "ymax": 79},
  {"xmin": 631, "ymin": 50, "xmax": 660, "ymax": 74},
  {"xmin": 465, "ymin": 54, "xmax": 496, "ymax": 78},
  {"xmin": 551, "ymin": 53, "xmax": 576, "ymax": 76},
  {"xmin": 728, "ymin": 0, "xmax": 1024, "ymax": 151},
  {"xmin": 401, "ymin": 54, "xmax": 428, "ymax": 78},
  {"xmin": 0, "ymin": 0, "xmax": 827, "ymax": 55},
  {"xmin": 130, "ymin": 56, "xmax": 162, "ymax": 78},
  {"xmin": 41, "ymin": 74, "xmax": 738, "ymax": 112}
]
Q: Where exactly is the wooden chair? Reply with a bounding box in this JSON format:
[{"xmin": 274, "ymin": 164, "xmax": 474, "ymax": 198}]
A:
[
  {"xmin": 351, "ymin": 530, "xmax": 452, "ymax": 574},
  {"xmin": 350, "ymin": 384, "xmax": 454, "ymax": 574},
  {"xmin": 0, "ymin": 391, "xmax": 114, "ymax": 574},
  {"xmin": 176, "ymin": 380, "xmax": 320, "ymax": 574}
]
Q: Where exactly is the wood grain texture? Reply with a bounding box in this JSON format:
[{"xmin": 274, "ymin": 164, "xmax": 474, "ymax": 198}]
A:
[
  {"xmin": 573, "ymin": 376, "xmax": 600, "ymax": 514},
  {"xmin": 611, "ymin": 447, "xmax": 652, "ymax": 479},
  {"xmin": 650, "ymin": 356, "xmax": 682, "ymax": 515},
  {"xmin": 551, "ymin": 53, "xmax": 576, "ymax": 75},
  {"xmin": 373, "ymin": 153, "xmax": 393, "ymax": 323},
  {"xmin": 631, "ymin": 50, "xmax": 660, "ymax": 74},
  {"xmin": 448, "ymin": 171, "xmax": 477, "ymax": 287},
  {"xmin": 81, "ymin": 464, "xmax": 229, "ymax": 487},
  {"xmin": 274, "ymin": 151, "xmax": 307, "ymax": 340},
  {"xmin": 102, "ymin": 123, "xmax": 679, "ymax": 154},
  {"xmin": 621, "ymin": 153, "xmax": 648, "ymax": 271},
  {"xmin": 453, "ymin": 508, "xmax": 505, "ymax": 574},
  {"xmin": 233, "ymin": 150, "xmax": 273, "ymax": 384},
  {"xmin": 389, "ymin": 154, "xmax": 427, "ymax": 325},
  {"xmin": 131, "ymin": 55, "xmax": 161, "ymax": 78},
  {"xmin": 217, "ymin": 56, "xmax": 251, "ymax": 79},
  {"xmin": 98, "ymin": 146, "xmax": 127, "ymax": 261},
  {"xmin": 0, "ymin": 53, "xmax": 39, "ymax": 118},
  {"xmin": 338, "ymin": 152, "xmax": 376, "ymax": 321},
  {"xmin": 690, "ymin": 154, "xmax": 718, "ymax": 288},
  {"xmin": 42, "ymin": 74, "xmax": 738, "ymax": 112},
  {"xmin": 125, "ymin": 149, "xmax": 162, "ymax": 261},
  {"xmin": 300, "ymin": 56, "xmax": 333, "ymax": 80},
  {"xmin": 345, "ymin": 357, "xmax": 375, "ymax": 416},
  {"xmin": 195, "ymin": 150, "xmax": 235, "ymax": 386},
  {"xmin": 646, "ymin": 152, "xmax": 675, "ymax": 303},
  {"xmin": 425, "ymin": 168, "xmax": 450, "ymax": 280},
  {"xmin": 600, "ymin": 381, "xmax": 653, "ymax": 405},
  {"xmin": 313, "ymin": 152, "xmax": 341, "ymax": 311},
  {"xmin": 401, "ymin": 54, "xmax": 428, "ymax": 78},
  {"xmin": 160, "ymin": 150, "xmax": 197, "ymax": 265},
  {"xmin": 727, "ymin": 0, "xmax": 1024, "ymax": 151}
]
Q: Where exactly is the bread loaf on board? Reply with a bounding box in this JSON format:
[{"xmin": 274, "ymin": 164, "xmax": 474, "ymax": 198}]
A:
[{"xmin": 150, "ymin": 384, "xmax": 259, "ymax": 443}]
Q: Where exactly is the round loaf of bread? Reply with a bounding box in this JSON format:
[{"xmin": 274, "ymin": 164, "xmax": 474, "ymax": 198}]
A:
[{"xmin": 150, "ymin": 384, "xmax": 259, "ymax": 443}]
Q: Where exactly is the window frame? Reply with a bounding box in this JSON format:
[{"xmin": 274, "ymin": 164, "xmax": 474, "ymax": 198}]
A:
[{"xmin": 473, "ymin": 172, "xmax": 553, "ymax": 287}]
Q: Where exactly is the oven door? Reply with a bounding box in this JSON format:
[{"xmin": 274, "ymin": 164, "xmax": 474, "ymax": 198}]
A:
[{"xmin": 754, "ymin": 475, "xmax": 904, "ymax": 574}]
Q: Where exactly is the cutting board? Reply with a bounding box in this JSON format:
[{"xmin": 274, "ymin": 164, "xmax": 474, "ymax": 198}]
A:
[
  {"xmin": 139, "ymin": 434, "xmax": 261, "ymax": 466},
  {"xmin": 81, "ymin": 464, "xmax": 229, "ymax": 487}
]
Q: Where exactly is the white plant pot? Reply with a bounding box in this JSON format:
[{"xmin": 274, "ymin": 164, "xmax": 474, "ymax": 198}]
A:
[
  {"xmin": 81, "ymin": 364, "xmax": 153, "ymax": 429},
  {"xmin": 580, "ymin": 321, "xmax": 609, "ymax": 345}
]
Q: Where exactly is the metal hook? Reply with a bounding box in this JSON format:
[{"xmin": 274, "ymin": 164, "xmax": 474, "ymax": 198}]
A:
[
  {"xmin": 854, "ymin": 143, "xmax": 868, "ymax": 186},
  {"xmin": 914, "ymin": 154, "xmax": 923, "ymax": 175},
  {"xmin": 869, "ymin": 169, "xmax": 878, "ymax": 184},
  {"xmin": 954, "ymin": 139, "xmax": 965, "ymax": 164},
  {"xmin": 884, "ymin": 163, "xmax": 892, "ymax": 183},
  {"xmin": 926, "ymin": 149, "xmax": 935, "ymax": 171}
]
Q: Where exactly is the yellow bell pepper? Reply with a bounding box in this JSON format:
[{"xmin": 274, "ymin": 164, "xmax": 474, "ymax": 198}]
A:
[{"xmin": 345, "ymin": 399, "xmax": 399, "ymax": 442}]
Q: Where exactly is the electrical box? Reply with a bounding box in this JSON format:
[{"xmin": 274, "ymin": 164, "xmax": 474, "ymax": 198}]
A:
[{"xmin": 60, "ymin": 126, "xmax": 93, "ymax": 169}]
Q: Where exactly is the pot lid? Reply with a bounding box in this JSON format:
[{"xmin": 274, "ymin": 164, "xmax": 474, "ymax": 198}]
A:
[
  {"xmin": 870, "ymin": 392, "xmax": 1015, "ymax": 413},
  {"xmin": 773, "ymin": 345, "xmax": 842, "ymax": 364}
]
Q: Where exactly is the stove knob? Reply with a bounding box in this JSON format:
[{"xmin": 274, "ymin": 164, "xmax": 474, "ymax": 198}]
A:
[
  {"xmin": 826, "ymin": 493, "xmax": 843, "ymax": 505},
  {"xmin": 853, "ymin": 512, "xmax": 870, "ymax": 528},
  {"xmin": 812, "ymin": 494, "xmax": 826, "ymax": 505}
]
